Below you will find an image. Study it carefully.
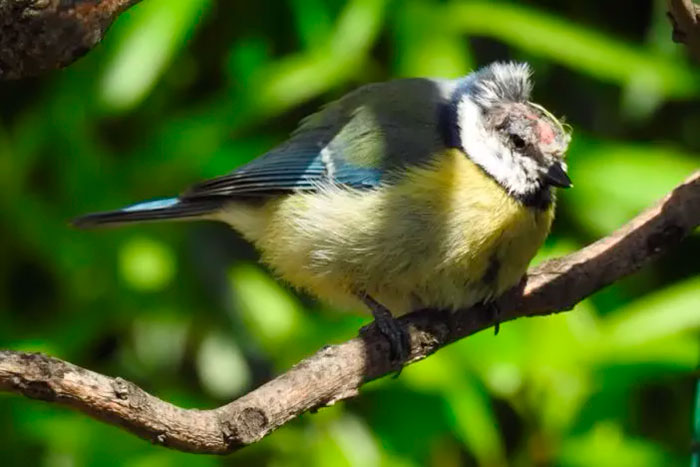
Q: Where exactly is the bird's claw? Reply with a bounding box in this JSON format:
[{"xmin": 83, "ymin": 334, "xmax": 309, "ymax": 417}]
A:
[
  {"xmin": 358, "ymin": 293, "xmax": 410, "ymax": 372},
  {"xmin": 374, "ymin": 310, "xmax": 410, "ymax": 365}
]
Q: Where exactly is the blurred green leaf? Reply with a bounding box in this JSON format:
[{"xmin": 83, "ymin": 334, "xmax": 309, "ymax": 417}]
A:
[
  {"xmin": 196, "ymin": 331, "xmax": 251, "ymax": 399},
  {"xmin": 124, "ymin": 452, "xmax": 216, "ymax": 467},
  {"xmin": 565, "ymin": 137, "xmax": 698, "ymax": 235},
  {"xmin": 227, "ymin": 37, "xmax": 272, "ymax": 89},
  {"xmin": 289, "ymin": 0, "xmax": 333, "ymax": 50},
  {"xmin": 558, "ymin": 421, "xmax": 670, "ymax": 466},
  {"xmin": 459, "ymin": 300, "xmax": 601, "ymax": 433},
  {"xmin": 694, "ymin": 377, "xmax": 700, "ymax": 467},
  {"xmin": 403, "ymin": 354, "xmax": 506, "ymax": 465},
  {"xmin": 246, "ymin": 0, "xmax": 388, "ymax": 119},
  {"xmin": 601, "ymin": 276, "xmax": 700, "ymax": 349},
  {"xmin": 327, "ymin": 415, "xmax": 381, "ymax": 467},
  {"xmin": 132, "ymin": 312, "xmax": 189, "ymax": 372},
  {"xmin": 392, "ymin": 0, "xmax": 472, "ymax": 77},
  {"xmin": 229, "ymin": 263, "xmax": 305, "ymax": 353},
  {"xmin": 446, "ymin": 1, "xmax": 700, "ymax": 99},
  {"xmin": 99, "ymin": 0, "xmax": 211, "ymax": 112},
  {"xmin": 119, "ymin": 236, "xmax": 177, "ymax": 292}
]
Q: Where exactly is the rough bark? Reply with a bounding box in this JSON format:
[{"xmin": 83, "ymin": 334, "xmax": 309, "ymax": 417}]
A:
[
  {"xmin": 1, "ymin": 171, "xmax": 698, "ymax": 454},
  {"xmin": 0, "ymin": 0, "xmax": 142, "ymax": 79}
]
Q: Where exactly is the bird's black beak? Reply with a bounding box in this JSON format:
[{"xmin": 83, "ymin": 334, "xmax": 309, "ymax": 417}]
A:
[{"xmin": 543, "ymin": 162, "xmax": 572, "ymax": 188}]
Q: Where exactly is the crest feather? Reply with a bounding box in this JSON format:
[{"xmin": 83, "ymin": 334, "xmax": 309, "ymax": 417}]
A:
[{"xmin": 470, "ymin": 62, "xmax": 533, "ymax": 108}]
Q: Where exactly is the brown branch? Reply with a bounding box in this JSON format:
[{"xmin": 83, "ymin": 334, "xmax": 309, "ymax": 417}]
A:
[
  {"xmin": 667, "ymin": 0, "xmax": 700, "ymax": 61},
  {"xmin": 1, "ymin": 171, "xmax": 699, "ymax": 454},
  {"xmin": 0, "ymin": 0, "xmax": 142, "ymax": 79}
]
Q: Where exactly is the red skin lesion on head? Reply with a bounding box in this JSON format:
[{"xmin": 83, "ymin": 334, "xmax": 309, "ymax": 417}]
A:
[
  {"xmin": 535, "ymin": 120, "xmax": 555, "ymax": 145},
  {"xmin": 524, "ymin": 111, "xmax": 556, "ymax": 145},
  {"xmin": 526, "ymin": 114, "xmax": 556, "ymax": 145}
]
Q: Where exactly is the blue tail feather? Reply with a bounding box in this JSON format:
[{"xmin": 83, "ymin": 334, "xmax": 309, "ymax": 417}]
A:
[
  {"xmin": 122, "ymin": 197, "xmax": 180, "ymax": 212},
  {"xmin": 72, "ymin": 197, "xmax": 224, "ymax": 228}
]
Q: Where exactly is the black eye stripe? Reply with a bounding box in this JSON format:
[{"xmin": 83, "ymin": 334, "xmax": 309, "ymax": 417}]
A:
[{"xmin": 510, "ymin": 134, "xmax": 526, "ymax": 149}]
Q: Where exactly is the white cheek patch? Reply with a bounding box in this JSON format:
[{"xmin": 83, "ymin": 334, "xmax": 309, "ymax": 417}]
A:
[
  {"xmin": 457, "ymin": 98, "xmax": 508, "ymax": 176},
  {"xmin": 457, "ymin": 97, "xmax": 541, "ymax": 197}
]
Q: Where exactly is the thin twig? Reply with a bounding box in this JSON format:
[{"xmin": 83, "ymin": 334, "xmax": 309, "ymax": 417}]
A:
[
  {"xmin": 1, "ymin": 171, "xmax": 699, "ymax": 454},
  {"xmin": 667, "ymin": 0, "xmax": 700, "ymax": 61},
  {"xmin": 0, "ymin": 0, "xmax": 143, "ymax": 79}
]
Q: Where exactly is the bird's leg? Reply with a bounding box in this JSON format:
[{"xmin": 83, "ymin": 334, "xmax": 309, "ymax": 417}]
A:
[
  {"xmin": 489, "ymin": 301, "xmax": 501, "ymax": 335},
  {"xmin": 358, "ymin": 293, "xmax": 410, "ymax": 365}
]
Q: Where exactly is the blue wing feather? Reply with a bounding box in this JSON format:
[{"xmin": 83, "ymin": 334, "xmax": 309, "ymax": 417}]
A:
[{"xmin": 183, "ymin": 147, "xmax": 381, "ymax": 200}]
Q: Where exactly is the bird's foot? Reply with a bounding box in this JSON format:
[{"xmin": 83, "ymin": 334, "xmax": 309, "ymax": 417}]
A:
[{"xmin": 358, "ymin": 293, "xmax": 410, "ymax": 370}]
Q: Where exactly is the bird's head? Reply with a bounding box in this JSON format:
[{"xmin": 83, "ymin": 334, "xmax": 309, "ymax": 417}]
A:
[{"xmin": 449, "ymin": 62, "xmax": 571, "ymax": 207}]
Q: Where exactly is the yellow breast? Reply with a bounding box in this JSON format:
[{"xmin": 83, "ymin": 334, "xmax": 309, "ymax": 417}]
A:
[{"xmin": 219, "ymin": 149, "xmax": 554, "ymax": 315}]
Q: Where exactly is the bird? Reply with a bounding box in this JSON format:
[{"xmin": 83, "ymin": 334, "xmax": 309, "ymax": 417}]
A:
[{"xmin": 74, "ymin": 62, "xmax": 572, "ymax": 362}]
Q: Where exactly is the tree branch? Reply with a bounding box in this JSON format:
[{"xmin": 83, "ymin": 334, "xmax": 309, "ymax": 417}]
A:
[
  {"xmin": 667, "ymin": 0, "xmax": 700, "ymax": 61},
  {"xmin": 1, "ymin": 171, "xmax": 699, "ymax": 454},
  {"xmin": 0, "ymin": 0, "xmax": 142, "ymax": 79}
]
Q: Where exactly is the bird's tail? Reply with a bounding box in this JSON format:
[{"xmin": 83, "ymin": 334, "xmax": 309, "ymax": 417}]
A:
[{"xmin": 72, "ymin": 197, "xmax": 225, "ymax": 228}]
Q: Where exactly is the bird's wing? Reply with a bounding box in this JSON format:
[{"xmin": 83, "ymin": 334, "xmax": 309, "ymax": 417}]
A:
[
  {"xmin": 72, "ymin": 78, "xmax": 457, "ymax": 228},
  {"xmin": 182, "ymin": 78, "xmax": 454, "ymax": 201},
  {"xmin": 181, "ymin": 138, "xmax": 381, "ymax": 199}
]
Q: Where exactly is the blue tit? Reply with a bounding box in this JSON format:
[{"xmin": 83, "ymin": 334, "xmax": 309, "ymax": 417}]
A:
[{"xmin": 75, "ymin": 62, "xmax": 572, "ymax": 361}]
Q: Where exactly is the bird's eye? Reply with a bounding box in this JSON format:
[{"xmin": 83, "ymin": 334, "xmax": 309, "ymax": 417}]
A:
[{"xmin": 510, "ymin": 134, "xmax": 526, "ymax": 149}]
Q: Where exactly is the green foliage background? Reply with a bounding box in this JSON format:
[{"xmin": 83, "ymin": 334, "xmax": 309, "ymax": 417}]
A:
[{"xmin": 1, "ymin": 0, "xmax": 699, "ymax": 465}]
